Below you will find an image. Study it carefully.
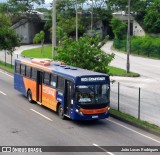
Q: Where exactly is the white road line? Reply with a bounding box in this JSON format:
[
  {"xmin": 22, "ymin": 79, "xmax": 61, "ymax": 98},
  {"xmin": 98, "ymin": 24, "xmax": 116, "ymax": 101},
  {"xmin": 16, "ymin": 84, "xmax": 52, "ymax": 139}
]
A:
[
  {"xmin": 107, "ymin": 119, "xmax": 160, "ymax": 144},
  {"xmin": 30, "ymin": 109, "xmax": 53, "ymax": 121},
  {"xmin": 93, "ymin": 144, "xmax": 115, "ymax": 155},
  {"xmin": 0, "ymin": 91, "xmax": 7, "ymax": 96},
  {"xmin": 0, "ymin": 70, "xmax": 13, "ymax": 78}
]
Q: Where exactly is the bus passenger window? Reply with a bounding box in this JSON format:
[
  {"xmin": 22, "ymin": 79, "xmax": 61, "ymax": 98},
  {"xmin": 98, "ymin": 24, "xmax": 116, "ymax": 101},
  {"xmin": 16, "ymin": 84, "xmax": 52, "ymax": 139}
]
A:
[
  {"xmin": 43, "ymin": 72, "xmax": 50, "ymax": 85},
  {"xmin": 15, "ymin": 62, "xmax": 20, "ymax": 74},
  {"xmin": 50, "ymin": 74, "xmax": 57, "ymax": 88},
  {"xmin": 57, "ymin": 76, "xmax": 64, "ymax": 91},
  {"xmin": 26, "ymin": 66, "xmax": 31, "ymax": 78},
  {"xmin": 21, "ymin": 65, "xmax": 26, "ymax": 76},
  {"xmin": 31, "ymin": 68, "xmax": 37, "ymax": 80}
]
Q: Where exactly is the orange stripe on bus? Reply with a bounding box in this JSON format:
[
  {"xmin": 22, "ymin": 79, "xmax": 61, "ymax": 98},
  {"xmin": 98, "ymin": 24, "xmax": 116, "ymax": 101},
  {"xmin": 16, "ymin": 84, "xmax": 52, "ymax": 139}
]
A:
[{"xmin": 79, "ymin": 107, "xmax": 109, "ymax": 115}]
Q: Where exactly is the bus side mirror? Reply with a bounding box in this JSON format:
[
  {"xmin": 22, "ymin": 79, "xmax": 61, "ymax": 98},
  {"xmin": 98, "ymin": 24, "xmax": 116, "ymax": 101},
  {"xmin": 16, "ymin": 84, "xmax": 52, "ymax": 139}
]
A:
[{"xmin": 111, "ymin": 80, "xmax": 115, "ymax": 84}]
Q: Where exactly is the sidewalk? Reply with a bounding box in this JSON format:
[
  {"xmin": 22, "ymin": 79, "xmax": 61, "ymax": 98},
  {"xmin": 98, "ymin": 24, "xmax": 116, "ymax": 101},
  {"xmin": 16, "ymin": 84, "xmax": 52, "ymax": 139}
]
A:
[{"xmin": 0, "ymin": 44, "xmax": 42, "ymax": 65}]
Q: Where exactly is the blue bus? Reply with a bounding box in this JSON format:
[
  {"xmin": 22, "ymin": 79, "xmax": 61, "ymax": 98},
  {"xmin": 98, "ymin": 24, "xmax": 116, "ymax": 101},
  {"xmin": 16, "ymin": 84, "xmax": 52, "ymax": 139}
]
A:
[{"xmin": 14, "ymin": 58, "xmax": 110, "ymax": 120}]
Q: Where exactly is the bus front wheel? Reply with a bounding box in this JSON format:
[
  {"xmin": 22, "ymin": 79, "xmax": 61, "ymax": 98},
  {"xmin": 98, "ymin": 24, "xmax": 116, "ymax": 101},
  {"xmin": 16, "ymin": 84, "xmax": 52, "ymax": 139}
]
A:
[
  {"xmin": 27, "ymin": 90, "xmax": 33, "ymax": 103},
  {"xmin": 58, "ymin": 104, "xmax": 65, "ymax": 119}
]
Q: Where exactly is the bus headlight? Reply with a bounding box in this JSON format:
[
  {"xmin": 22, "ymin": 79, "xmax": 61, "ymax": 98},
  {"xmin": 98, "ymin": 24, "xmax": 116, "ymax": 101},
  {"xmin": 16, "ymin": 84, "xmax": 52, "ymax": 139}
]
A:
[{"xmin": 75, "ymin": 109, "xmax": 84, "ymax": 116}]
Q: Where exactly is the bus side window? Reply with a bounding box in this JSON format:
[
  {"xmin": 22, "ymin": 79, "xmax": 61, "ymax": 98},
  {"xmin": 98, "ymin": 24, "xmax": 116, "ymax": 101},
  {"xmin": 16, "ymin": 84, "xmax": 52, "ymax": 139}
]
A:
[
  {"xmin": 31, "ymin": 67, "xmax": 37, "ymax": 80},
  {"xmin": 21, "ymin": 64, "xmax": 26, "ymax": 76},
  {"xmin": 57, "ymin": 76, "xmax": 64, "ymax": 91},
  {"xmin": 50, "ymin": 73, "xmax": 57, "ymax": 88},
  {"xmin": 26, "ymin": 66, "xmax": 31, "ymax": 78},
  {"xmin": 15, "ymin": 62, "xmax": 20, "ymax": 74},
  {"xmin": 43, "ymin": 72, "xmax": 50, "ymax": 85}
]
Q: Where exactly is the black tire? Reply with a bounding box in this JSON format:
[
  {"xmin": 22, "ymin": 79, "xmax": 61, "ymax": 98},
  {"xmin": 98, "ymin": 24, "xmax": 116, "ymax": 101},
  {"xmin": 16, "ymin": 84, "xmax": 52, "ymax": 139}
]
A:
[
  {"xmin": 27, "ymin": 90, "xmax": 33, "ymax": 103},
  {"xmin": 58, "ymin": 104, "xmax": 65, "ymax": 119}
]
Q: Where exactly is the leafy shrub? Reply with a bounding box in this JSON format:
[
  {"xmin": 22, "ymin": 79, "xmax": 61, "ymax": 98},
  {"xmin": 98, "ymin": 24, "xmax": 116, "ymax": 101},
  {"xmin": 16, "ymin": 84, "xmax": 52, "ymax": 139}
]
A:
[
  {"xmin": 114, "ymin": 36, "xmax": 160, "ymax": 59},
  {"xmin": 54, "ymin": 35, "xmax": 115, "ymax": 73}
]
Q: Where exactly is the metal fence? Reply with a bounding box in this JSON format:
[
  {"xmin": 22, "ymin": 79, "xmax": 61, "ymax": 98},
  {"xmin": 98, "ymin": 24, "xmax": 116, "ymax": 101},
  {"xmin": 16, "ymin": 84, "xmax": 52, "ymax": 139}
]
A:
[
  {"xmin": 111, "ymin": 82, "xmax": 160, "ymax": 127},
  {"xmin": 0, "ymin": 51, "xmax": 23, "ymax": 67}
]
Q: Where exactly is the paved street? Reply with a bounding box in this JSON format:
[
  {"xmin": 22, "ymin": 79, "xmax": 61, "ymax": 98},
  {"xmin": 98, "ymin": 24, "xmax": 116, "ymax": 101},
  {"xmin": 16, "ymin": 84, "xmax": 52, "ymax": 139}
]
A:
[
  {"xmin": 102, "ymin": 41, "xmax": 160, "ymax": 91},
  {"xmin": 0, "ymin": 69, "xmax": 160, "ymax": 154},
  {"xmin": 102, "ymin": 41, "xmax": 160, "ymax": 126},
  {"xmin": 0, "ymin": 42, "xmax": 160, "ymax": 126}
]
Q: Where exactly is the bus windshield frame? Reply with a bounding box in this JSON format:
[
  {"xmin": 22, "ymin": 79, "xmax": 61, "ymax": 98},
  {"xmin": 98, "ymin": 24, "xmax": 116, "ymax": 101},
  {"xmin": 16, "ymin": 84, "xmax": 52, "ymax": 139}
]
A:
[{"xmin": 76, "ymin": 84, "xmax": 110, "ymax": 105}]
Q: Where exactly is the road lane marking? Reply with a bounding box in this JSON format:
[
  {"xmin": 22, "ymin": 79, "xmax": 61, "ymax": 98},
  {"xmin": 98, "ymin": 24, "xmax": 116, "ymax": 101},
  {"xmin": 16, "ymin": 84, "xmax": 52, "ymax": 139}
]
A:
[
  {"xmin": 0, "ymin": 70, "xmax": 13, "ymax": 78},
  {"xmin": 93, "ymin": 144, "xmax": 115, "ymax": 155},
  {"xmin": 107, "ymin": 119, "xmax": 160, "ymax": 144},
  {"xmin": 30, "ymin": 109, "xmax": 53, "ymax": 121},
  {"xmin": 0, "ymin": 91, "xmax": 7, "ymax": 96}
]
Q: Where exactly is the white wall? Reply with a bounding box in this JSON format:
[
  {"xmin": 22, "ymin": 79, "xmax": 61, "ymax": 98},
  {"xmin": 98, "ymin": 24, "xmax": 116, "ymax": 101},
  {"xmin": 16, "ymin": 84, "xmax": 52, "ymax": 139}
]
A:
[{"xmin": 133, "ymin": 20, "xmax": 145, "ymax": 36}]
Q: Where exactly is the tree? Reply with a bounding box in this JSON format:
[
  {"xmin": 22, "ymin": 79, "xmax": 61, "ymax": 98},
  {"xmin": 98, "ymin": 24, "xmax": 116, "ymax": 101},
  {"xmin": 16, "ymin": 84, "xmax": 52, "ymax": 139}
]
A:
[
  {"xmin": 110, "ymin": 18, "xmax": 127, "ymax": 40},
  {"xmin": 7, "ymin": 0, "xmax": 45, "ymax": 24},
  {"xmin": 54, "ymin": 35, "xmax": 114, "ymax": 73},
  {"xmin": 0, "ymin": 14, "xmax": 21, "ymax": 66},
  {"xmin": 8, "ymin": 0, "xmax": 45, "ymax": 13},
  {"xmin": 0, "ymin": 3, "xmax": 8, "ymax": 14},
  {"xmin": 107, "ymin": 0, "xmax": 160, "ymax": 33},
  {"xmin": 33, "ymin": 30, "xmax": 45, "ymax": 54},
  {"xmin": 143, "ymin": 0, "xmax": 160, "ymax": 33},
  {"xmin": 0, "ymin": 14, "xmax": 20, "ymax": 52}
]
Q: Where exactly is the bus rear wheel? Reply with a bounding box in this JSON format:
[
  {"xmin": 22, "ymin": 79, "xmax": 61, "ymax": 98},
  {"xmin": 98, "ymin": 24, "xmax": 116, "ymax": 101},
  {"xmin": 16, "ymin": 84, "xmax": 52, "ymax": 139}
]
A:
[
  {"xmin": 27, "ymin": 90, "xmax": 33, "ymax": 103},
  {"xmin": 58, "ymin": 104, "xmax": 65, "ymax": 119}
]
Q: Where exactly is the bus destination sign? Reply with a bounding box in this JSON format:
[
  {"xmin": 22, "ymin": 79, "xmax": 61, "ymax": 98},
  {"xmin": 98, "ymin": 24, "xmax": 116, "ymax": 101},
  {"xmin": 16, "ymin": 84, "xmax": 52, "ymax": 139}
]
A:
[{"xmin": 81, "ymin": 77, "xmax": 106, "ymax": 82}]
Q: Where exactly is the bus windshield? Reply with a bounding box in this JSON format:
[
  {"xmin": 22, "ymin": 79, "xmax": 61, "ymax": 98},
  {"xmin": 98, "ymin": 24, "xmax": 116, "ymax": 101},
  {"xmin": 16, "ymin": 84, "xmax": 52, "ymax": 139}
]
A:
[{"xmin": 76, "ymin": 84, "xmax": 109, "ymax": 105}]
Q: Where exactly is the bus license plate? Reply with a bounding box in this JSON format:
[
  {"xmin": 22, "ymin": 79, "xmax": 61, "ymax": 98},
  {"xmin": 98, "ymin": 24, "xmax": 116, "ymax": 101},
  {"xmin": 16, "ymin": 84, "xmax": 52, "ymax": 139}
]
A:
[{"xmin": 92, "ymin": 116, "xmax": 98, "ymax": 118}]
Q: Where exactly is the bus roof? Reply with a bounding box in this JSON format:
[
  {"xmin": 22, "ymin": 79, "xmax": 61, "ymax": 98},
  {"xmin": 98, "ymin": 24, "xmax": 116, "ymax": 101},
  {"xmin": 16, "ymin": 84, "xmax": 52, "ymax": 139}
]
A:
[{"xmin": 16, "ymin": 58, "xmax": 109, "ymax": 78}]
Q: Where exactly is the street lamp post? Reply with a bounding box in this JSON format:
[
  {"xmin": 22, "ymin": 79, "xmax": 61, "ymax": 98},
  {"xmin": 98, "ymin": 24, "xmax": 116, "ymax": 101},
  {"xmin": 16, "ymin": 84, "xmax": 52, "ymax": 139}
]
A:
[
  {"xmin": 126, "ymin": 0, "xmax": 131, "ymax": 73},
  {"xmin": 52, "ymin": 0, "xmax": 56, "ymax": 58}
]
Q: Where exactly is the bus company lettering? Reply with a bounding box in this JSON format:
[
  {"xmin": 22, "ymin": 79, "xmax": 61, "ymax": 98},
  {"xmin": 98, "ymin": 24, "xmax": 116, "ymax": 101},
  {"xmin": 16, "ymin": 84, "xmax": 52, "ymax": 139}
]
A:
[
  {"xmin": 43, "ymin": 87, "xmax": 55, "ymax": 97},
  {"xmin": 81, "ymin": 77, "xmax": 105, "ymax": 82}
]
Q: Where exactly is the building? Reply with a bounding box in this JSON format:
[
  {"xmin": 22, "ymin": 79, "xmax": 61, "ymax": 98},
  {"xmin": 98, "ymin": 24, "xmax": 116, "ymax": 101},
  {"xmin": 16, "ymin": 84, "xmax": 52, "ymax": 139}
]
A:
[
  {"xmin": 112, "ymin": 11, "xmax": 145, "ymax": 36},
  {"xmin": 12, "ymin": 11, "xmax": 50, "ymax": 44}
]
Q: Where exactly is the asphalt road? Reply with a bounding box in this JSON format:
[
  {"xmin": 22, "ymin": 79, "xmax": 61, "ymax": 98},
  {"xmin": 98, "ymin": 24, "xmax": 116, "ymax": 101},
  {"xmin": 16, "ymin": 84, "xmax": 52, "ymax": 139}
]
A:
[
  {"xmin": 102, "ymin": 40, "xmax": 160, "ymax": 92},
  {"xmin": 0, "ymin": 69, "xmax": 160, "ymax": 155},
  {"xmin": 102, "ymin": 41, "xmax": 160, "ymax": 126}
]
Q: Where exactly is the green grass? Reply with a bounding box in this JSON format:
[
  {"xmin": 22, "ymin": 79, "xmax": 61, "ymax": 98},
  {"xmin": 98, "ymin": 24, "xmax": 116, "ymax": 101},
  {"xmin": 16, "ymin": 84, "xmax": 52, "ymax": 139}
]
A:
[
  {"xmin": 22, "ymin": 45, "xmax": 140, "ymax": 77},
  {"xmin": 0, "ymin": 61, "xmax": 14, "ymax": 73},
  {"xmin": 110, "ymin": 108, "xmax": 160, "ymax": 134},
  {"xmin": 22, "ymin": 45, "xmax": 52, "ymax": 58},
  {"xmin": 108, "ymin": 66, "xmax": 140, "ymax": 77}
]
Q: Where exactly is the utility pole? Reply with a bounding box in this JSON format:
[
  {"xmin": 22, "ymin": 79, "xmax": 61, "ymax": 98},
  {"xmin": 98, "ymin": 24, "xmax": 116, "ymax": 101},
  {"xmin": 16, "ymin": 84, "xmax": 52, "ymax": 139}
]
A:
[
  {"xmin": 91, "ymin": 0, "xmax": 93, "ymax": 32},
  {"xmin": 52, "ymin": 0, "xmax": 56, "ymax": 58},
  {"xmin": 76, "ymin": 0, "xmax": 78, "ymax": 41},
  {"xmin": 126, "ymin": 0, "xmax": 131, "ymax": 73}
]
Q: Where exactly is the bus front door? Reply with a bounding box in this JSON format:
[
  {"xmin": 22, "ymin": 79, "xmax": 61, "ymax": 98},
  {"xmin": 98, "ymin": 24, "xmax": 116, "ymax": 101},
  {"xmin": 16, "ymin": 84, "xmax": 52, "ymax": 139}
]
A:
[
  {"xmin": 65, "ymin": 80, "xmax": 73, "ymax": 116},
  {"xmin": 36, "ymin": 71, "xmax": 43, "ymax": 103}
]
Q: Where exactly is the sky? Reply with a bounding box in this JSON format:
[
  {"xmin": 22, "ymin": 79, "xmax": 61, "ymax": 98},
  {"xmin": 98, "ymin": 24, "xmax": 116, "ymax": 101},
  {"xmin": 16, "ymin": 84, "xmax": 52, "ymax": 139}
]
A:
[{"xmin": 0, "ymin": 0, "xmax": 53, "ymax": 8}]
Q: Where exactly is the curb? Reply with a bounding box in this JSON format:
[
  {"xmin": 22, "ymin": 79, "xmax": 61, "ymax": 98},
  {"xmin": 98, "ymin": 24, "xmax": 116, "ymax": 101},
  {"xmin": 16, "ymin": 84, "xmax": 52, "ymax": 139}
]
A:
[{"xmin": 110, "ymin": 113, "xmax": 160, "ymax": 137}]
